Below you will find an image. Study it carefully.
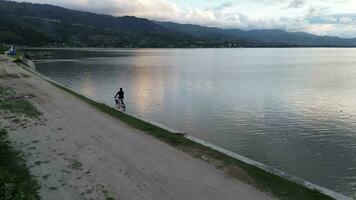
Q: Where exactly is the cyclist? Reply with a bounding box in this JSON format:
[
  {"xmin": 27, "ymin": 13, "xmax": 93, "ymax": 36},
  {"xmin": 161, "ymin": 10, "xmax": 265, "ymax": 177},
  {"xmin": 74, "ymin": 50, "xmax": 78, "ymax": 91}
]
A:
[{"xmin": 115, "ymin": 88, "xmax": 125, "ymax": 105}]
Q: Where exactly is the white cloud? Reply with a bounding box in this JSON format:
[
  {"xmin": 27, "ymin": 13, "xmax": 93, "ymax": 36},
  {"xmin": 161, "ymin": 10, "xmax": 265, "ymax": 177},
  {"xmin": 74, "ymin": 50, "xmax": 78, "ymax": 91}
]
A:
[
  {"xmin": 288, "ymin": 0, "xmax": 305, "ymax": 9},
  {"xmin": 339, "ymin": 16, "xmax": 353, "ymax": 24},
  {"xmin": 12, "ymin": 0, "xmax": 356, "ymax": 37}
]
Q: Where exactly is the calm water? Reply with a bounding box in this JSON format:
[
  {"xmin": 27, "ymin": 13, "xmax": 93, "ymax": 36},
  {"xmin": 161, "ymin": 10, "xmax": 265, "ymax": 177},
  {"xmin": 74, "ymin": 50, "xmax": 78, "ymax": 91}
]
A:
[{"xmin": 34, "ymin": 48, "xmax": 356, "ymax": 197}]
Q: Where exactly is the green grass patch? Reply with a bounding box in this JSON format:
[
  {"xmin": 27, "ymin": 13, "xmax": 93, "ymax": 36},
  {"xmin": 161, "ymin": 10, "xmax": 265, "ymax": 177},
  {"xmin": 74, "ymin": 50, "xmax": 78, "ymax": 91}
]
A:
[
  {"xmin": 0, "ymin": 87, "xmax": 41, "ymax": 118},
  {"xmin": 0, "ymin": 129, "xmax": 40, "ymax": 200},
  {"xmin": 0, "ymin": 45, "xmax": 8, "ymax": 54},
  {"xmin": 0, "ymin": 100, "xmax": 41, "ymax": 118},
  {"xmin": 69, "ymin": 158, "xmax": 82, "ymax": 170},
  {"xmin": 51, "ymin": 82, "xmax": 333, "ymax": 200},
  {"xmin": 102, "ymin": 189, "xmax": 116, "ymax": 200}
]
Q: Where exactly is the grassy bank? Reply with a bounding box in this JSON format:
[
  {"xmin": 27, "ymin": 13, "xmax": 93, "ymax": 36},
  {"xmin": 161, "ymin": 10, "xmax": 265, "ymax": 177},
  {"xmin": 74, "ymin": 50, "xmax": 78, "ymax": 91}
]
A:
[
  {"xmin": 0, "ymin": 129, "xmax": 40, "ymax": 200},
  {"xmin": 50, "ymin": 82, "xmax": 333, "ymax": 200},
  {"xmin": 0, "ymin": 86, "xmax": 41, "ymax": 200},
  {"xmin": 0, "ymin": 45, "xmax": 7, "ymax": 54},
  {"xmin": 0, "ymin": 86, "xmax": 41, "ymax": 118}
]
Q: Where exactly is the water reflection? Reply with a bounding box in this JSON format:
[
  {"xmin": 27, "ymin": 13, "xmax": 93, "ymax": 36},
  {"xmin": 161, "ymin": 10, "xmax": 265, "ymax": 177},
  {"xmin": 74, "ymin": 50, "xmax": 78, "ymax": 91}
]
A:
[
  {"xmin": 35, "ymin": 48, "xmax": 356, "ymax": 196},
  {"xmin": 129, "ymin": 55, "xmax": 165, "ymax": 116},
  {"xmin": 80, "ymin": 74, "xmax": 97, "ymax": 98}
]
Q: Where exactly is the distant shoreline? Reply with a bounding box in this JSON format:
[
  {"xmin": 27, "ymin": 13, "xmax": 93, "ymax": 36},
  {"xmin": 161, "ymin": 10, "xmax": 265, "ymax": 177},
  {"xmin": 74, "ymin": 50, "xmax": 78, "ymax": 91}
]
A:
[{"xmin": 18, "ymin": 46, "xmax": 356, "ymax": 50}]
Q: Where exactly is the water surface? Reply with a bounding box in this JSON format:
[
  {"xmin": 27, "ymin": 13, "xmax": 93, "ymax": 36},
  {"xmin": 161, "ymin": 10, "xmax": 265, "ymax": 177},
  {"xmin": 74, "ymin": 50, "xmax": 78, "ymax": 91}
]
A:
[{"xmin": 34, "ymin": 48, "xmax": 356, "ymax": 197}]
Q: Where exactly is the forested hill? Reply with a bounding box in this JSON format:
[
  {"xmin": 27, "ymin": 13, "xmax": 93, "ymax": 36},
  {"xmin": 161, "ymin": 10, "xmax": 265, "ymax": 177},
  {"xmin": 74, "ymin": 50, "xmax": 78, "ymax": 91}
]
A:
[
  {"xmin": 0, "ymin": 1, "xmax": 204, "ymax": 47},
  {"xmin": 1, "ymin": 1, "xmax": 356, "ymax": 47},
  {"xmin": 157, "ymin": 22, "xmax": 356, "ymax": 47}
]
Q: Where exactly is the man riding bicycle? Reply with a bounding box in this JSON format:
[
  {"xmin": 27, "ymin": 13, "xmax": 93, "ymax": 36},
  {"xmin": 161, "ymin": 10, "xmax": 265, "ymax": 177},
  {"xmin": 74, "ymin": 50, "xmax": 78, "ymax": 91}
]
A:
[{"xmin": 115, "ymin": 88, "xmax": 125, "ymax": 105}]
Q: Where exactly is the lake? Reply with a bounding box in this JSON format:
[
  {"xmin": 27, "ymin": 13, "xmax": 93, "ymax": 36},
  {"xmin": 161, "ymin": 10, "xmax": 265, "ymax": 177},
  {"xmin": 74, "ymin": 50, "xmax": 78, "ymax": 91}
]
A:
[{"xmin": 33, "ymin": 48, "xmax": 356, "ymax": 197}]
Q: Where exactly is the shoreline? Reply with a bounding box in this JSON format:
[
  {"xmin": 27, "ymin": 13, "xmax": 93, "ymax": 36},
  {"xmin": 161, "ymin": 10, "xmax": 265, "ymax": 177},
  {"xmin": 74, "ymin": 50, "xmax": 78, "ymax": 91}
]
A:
[
  {"xmin": 21, "ymin": 57, "xmax": 351, "ymax": 200},
  {"xmin": 19, "ymin": 47, "xmax": 356, "ymax": 53}
]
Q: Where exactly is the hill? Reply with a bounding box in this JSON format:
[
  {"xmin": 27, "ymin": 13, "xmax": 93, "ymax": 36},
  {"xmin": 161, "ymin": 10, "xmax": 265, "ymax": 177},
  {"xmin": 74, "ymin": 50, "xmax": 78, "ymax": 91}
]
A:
[
  {"xmin": 157, "ymin": 22, "xmax": 356, "ymax": 47},
  {"xmin": 0, "ymin": 1, "xmax": 212, "ymax": 47},
  {"xmin": 1, "ymin": 0, "xmax": 356, "ymax": 47}
]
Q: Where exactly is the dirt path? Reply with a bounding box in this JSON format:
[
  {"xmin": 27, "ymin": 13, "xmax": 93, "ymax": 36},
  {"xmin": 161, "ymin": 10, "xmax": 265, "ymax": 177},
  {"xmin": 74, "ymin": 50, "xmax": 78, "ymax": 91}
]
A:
[{"xmin": 0, "ymin": 55, "xmax": 275, "ymax": 200}]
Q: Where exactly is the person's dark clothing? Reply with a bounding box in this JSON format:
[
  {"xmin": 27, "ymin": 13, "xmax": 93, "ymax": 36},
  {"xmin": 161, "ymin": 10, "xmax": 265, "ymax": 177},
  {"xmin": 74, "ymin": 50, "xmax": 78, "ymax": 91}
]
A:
[
  {"xmin": 117, "ymin": 91, "xmax": 124, "ymax": 99},
  {"xmin": 115, "ymin": 90, "xmax": 124, "ymax": 99}
]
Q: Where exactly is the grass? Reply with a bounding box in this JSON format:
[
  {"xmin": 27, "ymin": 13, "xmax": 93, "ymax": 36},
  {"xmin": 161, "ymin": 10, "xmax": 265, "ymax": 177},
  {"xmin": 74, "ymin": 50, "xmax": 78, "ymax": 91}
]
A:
[
  {"xmin": 0, "ymin": 83, "xmax": 42, "ymax": 199},
  {"xmin": 102, "ymin": 189, "xmax": 116, "ymax": 200},
  {"xmin": 0, "ymin": 129, "xmax": 40, "ymax": 200},
  {"xmin": 0, "ymin": 85, "xmax": 41, "ymax": 199},
  {"xmin": 50, "ymin": 82, "xmax": 334, "ymax": 200},
  {"xmin": 0, "ymin": 86, "xmax": 41, "ymax": 118},
  {"xmin": 0, "ymin": 100, "xmax": 41, "ymax": 118},
  {"xmin": 69, "ymin": 158, "xmax": 82, "ymax": 170},
  {"xmin": 0, "ymin": 45, "xmax": 8, "ymax": 54}
]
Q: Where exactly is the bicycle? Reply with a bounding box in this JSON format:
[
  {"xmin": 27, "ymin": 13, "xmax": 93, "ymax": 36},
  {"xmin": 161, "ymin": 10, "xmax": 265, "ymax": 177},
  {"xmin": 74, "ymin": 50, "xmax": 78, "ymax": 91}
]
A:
[{"xmin": 115, "ymin": 98, "xmax": 126, "ymax": 111}]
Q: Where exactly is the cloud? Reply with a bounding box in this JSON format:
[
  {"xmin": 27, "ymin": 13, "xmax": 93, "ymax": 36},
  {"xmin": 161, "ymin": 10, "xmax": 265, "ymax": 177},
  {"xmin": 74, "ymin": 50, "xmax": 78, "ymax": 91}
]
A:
[
  {"xmin": 288, "ymin": 0, "xmax": 305, "ymax": 9},
  {"xmin": 11, "ymin": 0, "xmax": 356, "ymax": 38},
  {"xmin": 14, "ymin": 0, "xmax": 179, "ymax": 18},
  {"xmin": 339, "ymin": 16, "xmax": 353, "ymax": 24},
  {"xmin": 308, "ymin": 14, "xmax": 356, "ymax": 24}
]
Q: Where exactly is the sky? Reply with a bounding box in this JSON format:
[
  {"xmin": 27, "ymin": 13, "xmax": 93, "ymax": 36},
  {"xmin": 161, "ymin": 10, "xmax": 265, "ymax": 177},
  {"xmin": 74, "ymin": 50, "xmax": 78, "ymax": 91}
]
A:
[{"xmin": 13, "ymin": 0, "xmax": 356, "ymax": 38}]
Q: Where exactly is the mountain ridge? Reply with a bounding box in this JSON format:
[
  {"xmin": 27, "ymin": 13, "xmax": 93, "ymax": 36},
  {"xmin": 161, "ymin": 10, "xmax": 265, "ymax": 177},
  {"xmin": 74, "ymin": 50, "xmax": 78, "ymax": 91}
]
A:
[
  {"xmin": 156, "ymin": 21, "xmax": 356, "ymax": 47},
  {"xmin": 1, "ymin": 0, "xmax": 356, "ymax": 47}
]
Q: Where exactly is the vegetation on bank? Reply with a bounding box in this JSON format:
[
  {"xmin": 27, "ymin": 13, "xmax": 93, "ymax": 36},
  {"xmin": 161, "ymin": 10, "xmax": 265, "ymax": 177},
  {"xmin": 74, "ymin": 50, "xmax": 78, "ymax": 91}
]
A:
[
  {"xmin": 50, "ymin": 82, "xmax": 334, "ymax": 200},
  {"xmin": 0, "ymin": 129, "xmax": 40, "ymax": 200},
  {"xmin": 0, "ymin": 86, "xmax": 41, "ymax": 119},
  {"xmin": 0, "ymin": 45, "xmax": 8, "ymax": 54},
  {"xmin": 0, "ymin": 87, "xmax": 41, "ymax": 200}
]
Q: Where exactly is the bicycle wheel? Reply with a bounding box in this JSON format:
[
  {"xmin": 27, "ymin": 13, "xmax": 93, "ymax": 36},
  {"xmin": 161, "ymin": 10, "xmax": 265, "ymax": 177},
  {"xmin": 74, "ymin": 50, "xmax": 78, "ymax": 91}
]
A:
[
  {"xmin": 122, "ymin": 104, "xmax": 126, "ymax": 112},
  {"xmin": 115, "ymin": 101, "xmax": 120, "ymax": 109}
]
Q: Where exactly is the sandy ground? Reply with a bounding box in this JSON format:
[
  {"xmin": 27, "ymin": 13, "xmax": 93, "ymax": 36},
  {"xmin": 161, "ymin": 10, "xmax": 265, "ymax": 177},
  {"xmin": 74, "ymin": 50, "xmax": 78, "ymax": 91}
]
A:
[{"xmin": 0, "ymin": 55, "xmax": 275, "ymax": 200}]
